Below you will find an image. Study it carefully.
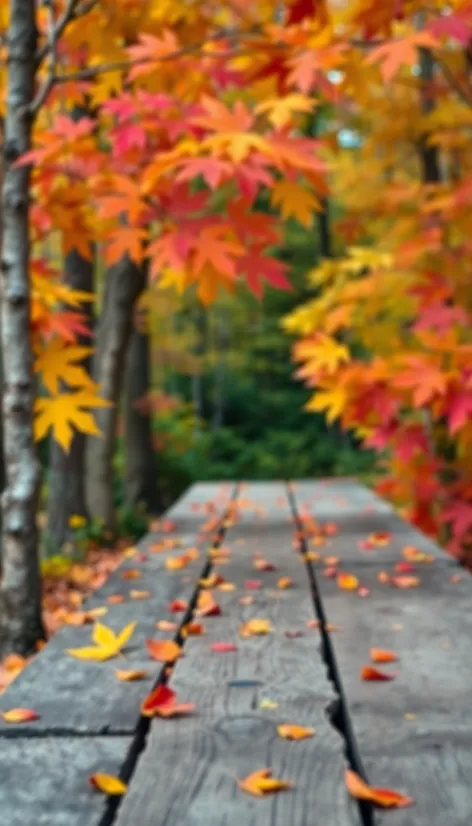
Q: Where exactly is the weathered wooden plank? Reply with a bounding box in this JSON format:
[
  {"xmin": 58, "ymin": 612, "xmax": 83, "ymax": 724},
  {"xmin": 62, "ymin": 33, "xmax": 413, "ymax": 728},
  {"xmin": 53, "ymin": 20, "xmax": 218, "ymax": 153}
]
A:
[
  {"xmin": 0, "ymin": 735, "xmax": 130, "ymax": 826},
  {"xmin": 0, "ymin": 486, "xmax": 233, "ymax": 735},
  {"xmin": 116, "ymin": 503, "xmax": 359, "ymax": 826},
  {"xmin": 290, "ymin": 480, "xmax": 472, "ymax": 824},
  {"xmin": 164, "ymin": 481, "xmax": 235, "ymax": 537},
  {"xmin": 309, "ymin": 564, "xmax": 472, "ymax": 746},
  {"xmin": 289, "ymin": 478, "xmax": 453, "ymax": 564}
]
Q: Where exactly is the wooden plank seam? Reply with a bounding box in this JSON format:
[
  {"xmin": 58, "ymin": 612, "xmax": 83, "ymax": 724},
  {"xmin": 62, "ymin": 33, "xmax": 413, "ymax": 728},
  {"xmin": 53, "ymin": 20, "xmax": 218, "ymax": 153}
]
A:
[
  {"xmin": 97, "ymin": 483, "xmax": 241, "ymax": 826},
  {"xmin": 285, "ymin": 481, "xmax": 376, "ymax": 826}
]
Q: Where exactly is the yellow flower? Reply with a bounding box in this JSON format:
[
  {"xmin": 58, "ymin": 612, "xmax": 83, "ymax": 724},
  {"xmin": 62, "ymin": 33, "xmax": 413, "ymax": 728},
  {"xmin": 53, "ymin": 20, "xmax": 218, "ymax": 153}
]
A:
[{"xmin": 69, "ymin": 514, "xmax": 87, "ymax": 529}]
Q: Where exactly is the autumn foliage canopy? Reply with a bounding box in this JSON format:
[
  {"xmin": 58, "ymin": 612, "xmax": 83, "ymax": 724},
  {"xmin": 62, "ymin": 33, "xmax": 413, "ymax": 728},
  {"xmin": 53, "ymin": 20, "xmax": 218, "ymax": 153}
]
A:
[{"xmin": 2, "ymin": 0, "xmax": 472, "ymax": 561}]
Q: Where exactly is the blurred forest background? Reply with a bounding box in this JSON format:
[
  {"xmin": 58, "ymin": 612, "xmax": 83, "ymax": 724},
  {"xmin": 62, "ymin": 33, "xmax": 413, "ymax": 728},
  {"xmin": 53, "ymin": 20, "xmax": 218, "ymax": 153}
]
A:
[{"xmin": 105, "ymin": 218, "xmax": 374, "ymax": 522}]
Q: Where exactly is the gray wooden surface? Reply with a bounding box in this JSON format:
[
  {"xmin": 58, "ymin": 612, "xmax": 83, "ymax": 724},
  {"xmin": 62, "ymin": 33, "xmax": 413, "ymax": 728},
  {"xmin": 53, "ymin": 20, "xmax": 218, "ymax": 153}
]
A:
[
  {"xmin": 115, "ymin": 485, "xmax": 359, "ymax": 826},
  {"xmin": 0, "ymin": 737, "xmax": 130, "ymax": 826},
  {"xmin": 290, "ymin": 479, "xmax": 472, "ymax": 826},
  {"xmin": 0, "ymin": 483, "xmax": 233, "ymax": 826},
  {"xmin": 4, "ymin": 478, "xmax": 472, "ymax": 826}
]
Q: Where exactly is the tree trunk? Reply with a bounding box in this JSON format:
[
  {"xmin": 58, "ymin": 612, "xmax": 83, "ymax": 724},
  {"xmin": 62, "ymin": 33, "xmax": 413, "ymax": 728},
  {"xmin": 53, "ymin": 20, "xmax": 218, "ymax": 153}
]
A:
[
  {"xmin": 124, "ymin": 317, "xmax": 159, "ymax": 513},
  {"xmin": 0, "ymin": 2, "xmax": 44, "ymax": 654},
  {"xmin": 47, "ymin": 248, "xmax": 94, "ymax": 549},
  {"xmin": 86, "ymin": 257, "xmax": 145, "ymax": 533},
  {"xmin": 419, "ymin": 47, "xmax": 442, "ymax": 184},
  {"xmin": 212, "ymin": 307, "xmax": 228, "ymax": 434},
  {"xmin": 191, "ymin": 304, "xmax": 206, "ymax": 436}
]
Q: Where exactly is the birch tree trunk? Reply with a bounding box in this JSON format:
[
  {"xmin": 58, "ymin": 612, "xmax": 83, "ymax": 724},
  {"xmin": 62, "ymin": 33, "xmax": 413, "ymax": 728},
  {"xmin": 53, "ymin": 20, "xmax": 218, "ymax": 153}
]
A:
[
  {"xmin": 47, "ymin": 249, "xmax": 94, "ymax": 549},
  {"xmin": 124, "ymin": 320, "xmax": 159, "ymax": 513},
  {"xmin": 0, "ymin": 2, "xmax": 44, "ymax": 654},
  {"xmin": 86, "ymin": 257, "xmax": 145, "ymax": 533}
]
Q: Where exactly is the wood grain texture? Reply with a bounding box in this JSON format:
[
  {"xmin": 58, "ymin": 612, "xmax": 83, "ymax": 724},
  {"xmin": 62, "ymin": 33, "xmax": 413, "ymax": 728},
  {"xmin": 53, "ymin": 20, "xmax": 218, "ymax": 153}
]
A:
[
  {"xmin": 289, "ymin": 478, "xmax": 453, "ymax": 565},
  {"xmin": 290, "ymin": 481, "xmax": 472, "ymax": 825},
  {"xmin": 115, "ymin": 507, "xmax": 359, "ymax": 826},
  {"xmin": 0, "ymin": 736, "xmax": 130, "ymax": 826},
  {"xmin": 0, "ymin": 484, "xmax": 232, "ymax": 735}
]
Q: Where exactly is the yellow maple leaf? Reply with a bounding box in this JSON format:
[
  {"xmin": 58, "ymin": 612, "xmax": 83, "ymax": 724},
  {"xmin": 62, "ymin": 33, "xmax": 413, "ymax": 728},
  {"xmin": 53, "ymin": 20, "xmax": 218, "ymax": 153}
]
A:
[
  {"xmin": 67, "ymin": 621, "xmax": 136, "ymax": 661},
  {"xmin": 34, "ymin": 387, "xmax": 111, "ymax": 451},
  {"xmin": 271, "ymin": 180, "xmax": 321, "ymax": 227},
  {"xmin": 305, "ymin": 386, "xmax": 347, "ymax": 423},
  {"xmin": 255, "ymin": 94, "xmax": 316, "ymax": 129},
  {"xmin": 294, "ymin": 334, "xmax": 350, "ymax": 374},
  {"xmin": 34, "ymin": 338, "xmax": 95, "ymax": 394}
]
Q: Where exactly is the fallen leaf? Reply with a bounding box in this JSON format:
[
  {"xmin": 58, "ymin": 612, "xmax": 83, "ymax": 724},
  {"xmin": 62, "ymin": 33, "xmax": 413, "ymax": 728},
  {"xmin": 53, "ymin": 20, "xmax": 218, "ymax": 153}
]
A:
[
  {"xmin": 368, "ymin": 531, "xmax": 391, "ymax": 546},
  {"xmin": 391, "ymin": 575, "xmax": 420, "ymax": 589},
  {"xmin": 337, "ymin": 572, "xmax": 359, "ymax": 591},
  {"xmin": 67, "ymin": 621, "xmax": 136, "ymax": 661},
  {"xmin": 240, "ymin": 618, "xmax": 273, "ymax": 637},
  {"xmin": 181, "ymin": 622, "xmax": 205, "ymax": 637},
  {"xmin": 130, "ymin": 589, "xmax": 151, "ymax": 600},
  {"xmin": 304, "ymin": 550, "xmax": 321, "ymax": 561},
  {"xmin": 87, "ymin": 607, "xmax": 108, "ymax": 619},
  {"xmin": 146, "ymin": 639, "xmax": 182, "ymax": 663},
  {"xmin": 260, "ymin": 698, "xmax": 279, "ymax": 710},
  {"xmin": 245, "ymin": 579, "xmax": 263, "ymax": 590},
  {"xmin": 218, "ymin": 581, "xmax": 236, "ymax": 592},
  {"xmin": 395, "ymin": 562, "xmax": 415, "ymax": 574},
  {"xmin": 165, "ymin": 555, "xmax": 189, "ymax": 570},
  {"xmin": 169, "ymin": 599, "xmax": 188, "ymax": 613},
  {"xmin": 238, "ymin": 768, "xmax": 293, "ymax": 797},
  {"xmin": 89, "ymin": 773, "xmax": 127, "ymax": 796},
  {"xmin": 277, "ymin": 577, "xmax": 293, "ymax": 589},
  {"xmin": 377, "ymin": 571, "xmax": 390, "ymax": 584},
  {"xmin": 345, "ymin": 769, "xmax": 413, "ymax": 809},
  {"xmin": 107, "ymin": 594, "xmax": 125, "ymax": 604},
  {"xmin": 370, "ymin": 649, "xmax": 398, "ymax": 664},
  {"xmin": 239, "ymin": 595, "xmax": 254, "ymax": 605},
  {"xmin": 361, "ymin": 666, "xmax": 396, "ymax": 681},
  {"xmin": 284, "ymin": 629, "xmax": 304, "ymax": 638},
  {"xmin": 402, "ymin": 545, "xmax": 434, "ymax": 563},
  {"xmin": 196, "ymin": 591, "xmax": 222, "ymax": 617},
  {"xmin": 450, "ymin": 574, "xmax": 462, "ymax": 583},
  {"xmin": 200, "ymin": 573, "xmax": 224, "ymax": 588},
  {"xmin": 323, "ymin": 522, "xmax": 338, "ymax": 536},
  {"xmin": 277, "ymin": 723, "xmax": 315, "ymax": 740},
  {"xmin": 2, "ymin": 654, "xmax": 27, "ymax": 672},
  {"xmin": 156, "ymin": 620, "xmax": 178, "ymax": 631},
  {"xmin": 115, "ymin": 669, "xmax": 148, "ymax": 682},
  {"xmin": 2, "ymin": 708, "xmax": 40, "ymax": 723},
  {"xmin": 140, "ymin": 684, "xmax": 195, "ymax": 718},
  {"xmin": 123, "ymin": 547, "xmax": 137, "ymax": 558},
  {"xmin": 404, "ymin": 712, "xmax": 416, "ymax": 720},
  {"xmin": 323, "ymin": 566, "xmax": 338, "ymax": 578},
  {"xmin": 253, "ymin": 558, "xmax": 276, "ymax": 571},
  {"xmin": 324, "ymin": 555, "xmax": 340, "ymax": 566},
  {"xmin": 357, "ymin": 586, "xmax": 370, "ymax": 598},
  {"xmin": 325, "ymin": 623, "xmax": 342, "ymax": 632},
  {"xmin": 306, "ymin": 619, "xmax": 320, "ymax": 629},
  {"xmin": 121, "ymin": 569, "xmax": 141, "ymax": 580},
  {"xmin": 211, "ymin": 641, "xmax": 238, "ymax": 652}
]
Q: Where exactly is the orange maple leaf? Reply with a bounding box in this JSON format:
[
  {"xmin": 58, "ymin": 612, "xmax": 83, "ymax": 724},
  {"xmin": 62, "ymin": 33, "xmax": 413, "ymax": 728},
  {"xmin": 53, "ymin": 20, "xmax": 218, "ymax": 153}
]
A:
[{"xmin": 366, "ymin": 32, "xmax": 439, "ymax": 83}]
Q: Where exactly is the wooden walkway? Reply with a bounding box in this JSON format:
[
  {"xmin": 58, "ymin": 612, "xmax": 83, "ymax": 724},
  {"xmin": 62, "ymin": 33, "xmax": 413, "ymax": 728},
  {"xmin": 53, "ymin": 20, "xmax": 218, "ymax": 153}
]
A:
[{"xmin": 0, "ymin": 480, "xmax": 471, "ymax": 826}]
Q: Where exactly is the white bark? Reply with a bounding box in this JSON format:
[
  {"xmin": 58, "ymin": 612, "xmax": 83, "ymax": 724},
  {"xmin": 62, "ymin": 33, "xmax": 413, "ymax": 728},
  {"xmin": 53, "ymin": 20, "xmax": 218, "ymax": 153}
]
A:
[{"xmin": 0, "ymin": 0, "xmax": 44, "ymax": 654}]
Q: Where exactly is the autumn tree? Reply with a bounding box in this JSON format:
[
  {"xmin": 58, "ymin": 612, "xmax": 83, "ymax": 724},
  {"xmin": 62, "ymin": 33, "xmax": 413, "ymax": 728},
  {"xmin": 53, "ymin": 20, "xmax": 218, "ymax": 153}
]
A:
[
  {"xmin": 0, "ymin": 0, "xmax": 329, "ymax": 653},
  {"xmin": 284, "ymin": 0, "xmax": 472, "ymax": 562}
]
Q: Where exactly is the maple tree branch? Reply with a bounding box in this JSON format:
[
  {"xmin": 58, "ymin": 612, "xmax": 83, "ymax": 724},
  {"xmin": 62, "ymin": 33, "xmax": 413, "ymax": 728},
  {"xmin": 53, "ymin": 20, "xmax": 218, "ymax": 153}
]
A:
[
  {"xmin": 40, "ymin": 27, "xmax": 260, "ymax": 85},
  {"xmin": 29, "ymin": 0, "xmax": 59, "ymax": 116},
  {"xmin": 432, "ymin": 53, "xmax": 472, "ymax": 108},
  {"xmin": 36, "ymin": 0, "xmax": 98, "ymax": 66}
]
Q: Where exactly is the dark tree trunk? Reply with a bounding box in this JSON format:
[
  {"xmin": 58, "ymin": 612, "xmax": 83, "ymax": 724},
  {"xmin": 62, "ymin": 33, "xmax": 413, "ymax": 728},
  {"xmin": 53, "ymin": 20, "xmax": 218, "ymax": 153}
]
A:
[
  {"xmin": 419, "ymin": 48, "xmax": 442, "ymax": 184},
  {"xmin": 0, "ymin": 1, "xmax": 44, "ymax": 655},
  {"xmin": 47, "ymin": 248, "xmax": 94, "ymax": 549},
  {"xmin": 124, "ymin": 316, "xmax": 159, "ymax": 513},
  {"xmin": 86, "ymin": 257, "xmax": 145, "ymax": 533}
]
